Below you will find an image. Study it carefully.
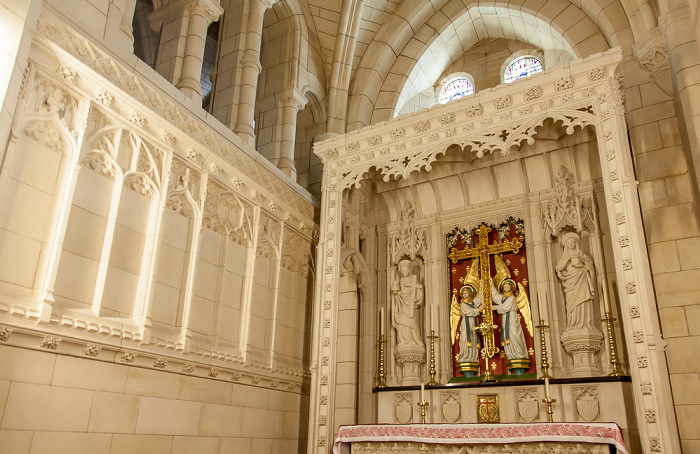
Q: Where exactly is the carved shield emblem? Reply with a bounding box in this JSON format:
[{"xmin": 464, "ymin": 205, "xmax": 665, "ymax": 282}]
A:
[
  {"xmin": 396, "ymin": 401, "xmax": 412, "ymax": 424},
  {"xmin": 442, "ymin": 400, "xmax": 460, "ymax": 423},
  {"xmin": 518, "ymin": 399, "xmax": 539, "ymax": 422},
  {"xmin": 576, "ymin": 397, "xmax": 600, "ymax": 422}
]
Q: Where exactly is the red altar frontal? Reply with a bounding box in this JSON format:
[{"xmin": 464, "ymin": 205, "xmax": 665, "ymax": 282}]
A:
[{"xmin": 333, "ymin": 423, "xmax": 628, "ymax": 454}]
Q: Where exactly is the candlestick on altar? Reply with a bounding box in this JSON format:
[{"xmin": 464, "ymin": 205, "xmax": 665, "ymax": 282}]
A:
[
  {"xmin": 542, "ymin": 395, "xmax": 556, "ymax": 423},
  {"xmin": 380, "ymin": 307, "xmax": 385, "ymax": 336},
  {"xmin": 427, "ymin": 329, "xmax": 439, "ymax": 385},
  {"xmin": 418, "ymin": 383, "xmax": 429, "ymax": 423},
  {"xmin": 602, "ymin": 311, "xmax": 624, "ymax": 377},
  {"xmin": 377, "ymin": 333, "xmax": 387, "ymax": 388},
  {"xmin": 535, "ymin": 292, "xmax": 552, "ymax": 380}
]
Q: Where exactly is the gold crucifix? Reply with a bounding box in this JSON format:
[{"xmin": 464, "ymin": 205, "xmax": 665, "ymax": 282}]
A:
[{"xmin": 448, "ymin": 224, "xmax": 523, "ymax": 381}]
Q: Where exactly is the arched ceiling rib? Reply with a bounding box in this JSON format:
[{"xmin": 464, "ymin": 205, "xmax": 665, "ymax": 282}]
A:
[{"xmin": 346, "ymin": 0, "xmax": 625, "ymax": 129}]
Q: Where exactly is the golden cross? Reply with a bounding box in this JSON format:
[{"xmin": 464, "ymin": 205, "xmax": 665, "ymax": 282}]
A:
[{"xmin": 447, "ymin": 223, "xmax": 522, "ymax": 381}]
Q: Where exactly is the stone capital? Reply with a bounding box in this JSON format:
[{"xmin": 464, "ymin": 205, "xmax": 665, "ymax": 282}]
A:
[
  {"xmin": 278, "ymin": 89, "xmax": 307, "ymax": 110},
  {"xmin": 148, "ymin": 0, "xmax": 222, "ymax": 30},
  {"xmin": 186, "ymin": 0, "xmax": 224, "ymax": 22},
  {"xmin": 631, "ymin": 27, "xmax": 672, "ymax": 96}
]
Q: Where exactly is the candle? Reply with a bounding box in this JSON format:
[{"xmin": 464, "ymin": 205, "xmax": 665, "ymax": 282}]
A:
[
  {"xmin": 430, "ymin": 303, "xmax": 435, "ymax": 331},
  {"xmin": 544, "ymin": 376, "xmax": 551, "ymax": 399},
  {"xmin": 537, "ymin": 288, "xmax": 544, "ymax": 321},
  {"xmin": 420, "ymin": 382, "xmax": 425, "ymax": 402},
  {"xmin": 380, "ymin": 307, "xmax": 385, "ymax": 336}
]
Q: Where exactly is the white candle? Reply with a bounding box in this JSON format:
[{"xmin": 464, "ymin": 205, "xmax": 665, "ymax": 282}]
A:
[
  {"xmin": 544, "ymin": 376, "xmax": 551, "ymax": 399},
  {"xmin": 380, "ymin": 307, "xmax": 385, "ymax": 336},
  {"xmin": 430, "ymin": 303, "xmax": 435, "ymax": 331},
  {"xmin": 537, "ymin": 288, "xmax": 544, "ymax": 321},
  {"xmin": 420, "ymin": 382, "xmax": 425, "ymax": 402}
]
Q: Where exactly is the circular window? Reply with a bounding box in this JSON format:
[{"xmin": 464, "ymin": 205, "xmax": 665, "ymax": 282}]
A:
[
  {"xmin": 439, "ymin": 78, "xmax": 474, "ymax": 104},
  {"xmin": 504, "ymin": 56, "xmax": 544, "ymax": 83}
]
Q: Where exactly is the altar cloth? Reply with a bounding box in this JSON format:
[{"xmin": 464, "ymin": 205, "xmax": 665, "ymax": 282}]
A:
[{"xmin": 333, "ymin": 423, "xmax": 627, "ymax": 454}]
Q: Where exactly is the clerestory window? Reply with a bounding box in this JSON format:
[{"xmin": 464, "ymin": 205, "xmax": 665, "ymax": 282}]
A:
[
  {"xmin": 504, "ymin": 56, "xmax": 544, "ymax": 83},
  {"xmin": 438, "ymin": 77, "xmax": 474, "ymax": 104}
]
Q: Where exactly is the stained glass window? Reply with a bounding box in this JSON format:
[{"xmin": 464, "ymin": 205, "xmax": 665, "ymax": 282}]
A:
[
  {"xmin": 504, "ymin": 56, "xmax": 544, "ymax": 83},
  {"xmin": 439, "ymin": 78, "xmax": 474, "ymax": 104}
]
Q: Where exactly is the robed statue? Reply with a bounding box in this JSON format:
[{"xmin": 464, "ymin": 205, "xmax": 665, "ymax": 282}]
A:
[{"xmin": 555, "ymin": 231, "xmax": 596, "ymax": 330}]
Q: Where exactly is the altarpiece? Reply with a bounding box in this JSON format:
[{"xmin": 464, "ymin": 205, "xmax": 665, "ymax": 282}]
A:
[{"xmin": 310, "ymin": 49, "xmax": 677, "ymax": 454}]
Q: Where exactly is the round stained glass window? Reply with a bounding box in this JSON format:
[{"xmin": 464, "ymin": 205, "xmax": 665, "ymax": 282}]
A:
[
  {"xmin": 439, "ymin": 78, "xmax": 474, "ymax": 104},
  {"xmin": 504, "ymin": 56, "xmax": 544, "ymax": 83}
]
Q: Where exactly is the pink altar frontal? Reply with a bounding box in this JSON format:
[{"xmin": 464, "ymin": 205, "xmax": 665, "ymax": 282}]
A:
[{"xmin": 333, "ymin": 423, "xmax": 628, "ymax": 454}]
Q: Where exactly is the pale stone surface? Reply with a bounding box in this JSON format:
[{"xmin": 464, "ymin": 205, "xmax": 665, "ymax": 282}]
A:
[
  {"xmin": 1, "ymin": 382, "xmax": 94, "ymax": 431},
  {"xmin": 52, "ymin": 356, "xmax": 128, "ymax": 393},
  {"xmin": 88, "ymin": 391, "xmax": 140, "ymax": 433},
  {"xmin": 30, "ymin": 432, "xmax": 112, "ymax": 454},
  {"xmin": 135, "ymin": 397, "xmax": 201, "ymax": 436},
  {"xmin": 0, "ymin": 346, "xmax": 55, "ymax": 384},
  {"xmin": 198, "ymin": 403, "xmax": 243, "ymax": 437},
  {"xmin": 109, "ymin": 435, "xmax": 174, "ymax": 454},
  {"xmin": 0, "ymin": 430, "xmax": 33, "ymax": 454},
  {"xmin": 125, "ymin": 368, "xmax": 180, "ymax": 400}
]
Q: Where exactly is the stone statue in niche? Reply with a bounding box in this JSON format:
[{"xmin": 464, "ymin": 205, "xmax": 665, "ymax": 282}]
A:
[
  {"xmin": 556, "ymin": 231, "xmax": 604, "ymax": 376},
  {"xmin": 391, "ymin": 257, "xmax": 425, "ymax": 385},
  {"xmin": 392, "ymin": 258, "xmax": 424, "ymax": 348},
  {"xmin": 556, "ymin": 231, "xmax": 597, "ymax": 330}
]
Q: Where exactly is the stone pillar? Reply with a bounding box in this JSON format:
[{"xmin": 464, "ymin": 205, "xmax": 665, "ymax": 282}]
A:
[
  {"xmin": 233, "ymin": 0, "xmax": 273, "ymax": 144},
  {"xmin": 658, "ymin": 5, "xmax": 700, "ymax": 191},
  {"xmin": 176, "ymin": 0, "xmax": 223, "ymax": 99},
  {"xmin": 118, "ymin": 0, "xmax": 137, "ymax": 51},
  {"xmin": 149, "ymin": 0, "xmax": 222, "ymax": 97},
  {"xmin": 276, "ymin": 91, "xmax": 306, "ymax": 179}
]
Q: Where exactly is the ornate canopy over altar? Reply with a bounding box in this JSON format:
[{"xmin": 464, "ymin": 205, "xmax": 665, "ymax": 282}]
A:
[{"xmin": 309, "ymin": 48, "xmax": 676, "ymax": 454}]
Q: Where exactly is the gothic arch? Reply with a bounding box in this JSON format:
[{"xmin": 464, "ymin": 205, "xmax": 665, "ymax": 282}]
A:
[{"xmin": 346, "ymin": 0, "xmax": 621, "ymax": 129}]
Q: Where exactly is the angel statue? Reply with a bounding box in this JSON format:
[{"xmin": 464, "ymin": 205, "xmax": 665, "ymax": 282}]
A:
[
  {"xmin": 488, "ymin": 255, "xmax": 533, "ymax": 374},
  {"xmin": 450, "ymin": 258, "xmax": 483, "ymax": 376}
]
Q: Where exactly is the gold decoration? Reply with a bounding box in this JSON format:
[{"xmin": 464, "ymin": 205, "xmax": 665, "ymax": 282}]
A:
[
  {"xmin": 449, "ymin": 224, "xmax": 522, "ymax": 382},
  {"xmin": 477, "ymin": 395, "xmax": 500, "ymax": 422}
]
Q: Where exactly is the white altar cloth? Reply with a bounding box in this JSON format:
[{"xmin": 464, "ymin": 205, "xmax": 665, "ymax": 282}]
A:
[{"xmin": 333, "ymin": 423, "xmax": 628, "ymax": 454}]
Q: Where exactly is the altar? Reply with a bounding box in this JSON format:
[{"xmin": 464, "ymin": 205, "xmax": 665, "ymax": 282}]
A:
[{"xmin": 334, "ymin": 423, "xmax": 628, "ymax": 454}]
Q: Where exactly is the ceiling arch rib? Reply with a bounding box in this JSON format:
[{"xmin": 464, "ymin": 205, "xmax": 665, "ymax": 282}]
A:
[
  {"xmin": 392, "ymin": 6, "xmax": 579, "ymax": 117},
  {"xmin": 347, "ymin": 0, "xmax": 615, "ymax": 130}
]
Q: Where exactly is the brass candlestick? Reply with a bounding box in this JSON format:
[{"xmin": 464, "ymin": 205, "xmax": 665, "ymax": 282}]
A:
[
  {"xmin": 417, "ymin": 400, "xmax": 430, "ymax": 423},
  {"xmin": 542, "ymin": 396, "xmax": 556, "ymax": 422},
  {"xmin": 602, "ymin": 312, "xmax": 623, "ymax": 377},
  {"xmin": 427, "ymin": 330, "xmax": 439, "ymax": 385},
  {"xmin": 377, "ymin": 334, "xmax": 387, "ymax": 388},
  {"xmin": 535, "ymin": 319, "xmax": 552, "ymax": 379}
]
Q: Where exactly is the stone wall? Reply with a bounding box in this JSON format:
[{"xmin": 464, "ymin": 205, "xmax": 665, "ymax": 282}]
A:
[{"xmin": 0, "ymin": 345, "xmax": 309, "ymax": 454}]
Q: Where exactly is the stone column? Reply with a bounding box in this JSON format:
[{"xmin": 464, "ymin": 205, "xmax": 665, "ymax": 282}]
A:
[
  {"xmin": 149, "ymin": 0, "xmax": 222, "ymax": 98},
  {"xmin": 657, "ymin": 4, "xmax": 700, "ymax": 191},
  {"xmin": 233, "ymin": 0, "xmax": 273, "ymax": 144},
  {"xmin": 118, "ymin": 0, "xmax": 137, "ymax": 51},
  {"xmin": 176, "ymin": 0, "xmax": 223, "ymax": 100},
  {"xmin": 276, "ymin": 91, "xmax": 306, "ymax": 179}
]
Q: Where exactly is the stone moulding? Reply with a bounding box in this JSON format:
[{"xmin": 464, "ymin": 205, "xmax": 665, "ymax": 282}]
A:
[
  {"xmin": 309, "ymin": 47, "xmax": 680, "ymax": 454},
  {"xmin": 33, "ymin": 8, "xmax": 317, "ymax": 223},
  {"xmin": 0, "ymin": 325, "xmax": 309, "ymax": 393}
]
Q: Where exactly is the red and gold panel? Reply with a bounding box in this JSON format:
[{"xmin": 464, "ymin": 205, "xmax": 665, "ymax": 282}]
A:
[{"xmin": 447, "ymin": 219, "xmax": 536, "ymax": 380}]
